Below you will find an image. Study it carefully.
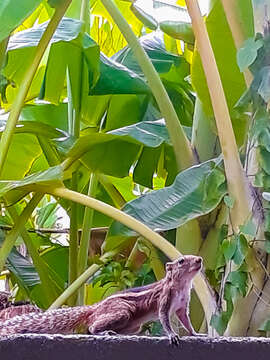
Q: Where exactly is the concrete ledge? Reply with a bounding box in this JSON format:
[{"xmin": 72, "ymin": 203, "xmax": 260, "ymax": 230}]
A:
[{"xmin": 0, "ymin": 334, "xmax": 270, "ymax": 360}]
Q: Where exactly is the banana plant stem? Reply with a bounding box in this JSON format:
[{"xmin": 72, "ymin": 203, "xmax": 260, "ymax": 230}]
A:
[
  {"xmin": 221, "ymin": 0, "xmax": 253, "ymax": 87},
  {"xmin": 77, "ymin": 174, "xmax": 98, "ymax": 304},
  {"xmin": 185, "ymin": 0, "xmax": 252, "ymax": 229}
]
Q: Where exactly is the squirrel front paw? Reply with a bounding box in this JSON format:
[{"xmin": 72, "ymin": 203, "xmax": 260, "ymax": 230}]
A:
[{"xmin": 169, "ymin": 333, "xmax": 181, "ymax": 346}]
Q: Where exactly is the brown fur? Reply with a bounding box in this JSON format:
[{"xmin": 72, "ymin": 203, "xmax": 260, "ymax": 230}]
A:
[
  {"xmin": 0, "ymin": 255, "xmax": 203, "ymax": 344},
  {"xmin": 0, "ymin": 305, "xmax": 42, "ymax": 322}
]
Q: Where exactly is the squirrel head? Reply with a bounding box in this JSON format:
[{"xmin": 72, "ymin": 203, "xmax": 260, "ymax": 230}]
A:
[{"xmin": 165, "ymin": 255, "xmax": 203, "ymax": 283}]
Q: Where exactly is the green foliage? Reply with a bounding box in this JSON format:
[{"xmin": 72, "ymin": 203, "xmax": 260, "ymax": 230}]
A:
[
  {"xmin": 210, "ymin": 230, "xmax": 250, "ymax": 335},
  {"xmin": 259, "ymin": 319, "xmax": 270, "ymax": 332},
  {"xmin": 0, "ymin": 165, "xmax": 63, "ymax": 200},
  {"xmin": 210, "ymin": 283, "xmax": 235, "ymax": 335},
  {"xmin": 221, "ymin": 238, "xmax": 236, "ymax": 262},
  {"xmin": 92, "ymin": 261, "xmax": 136, "ymax": 289},
  {"xmin": 237, "ymin": 38, "xmax": 263, "ymax": 72},
  {"xmin": 105, "ymin": 159, "xmax": 226, "ymax": 251},
  {"xmin": 0, "ymin": 0, "xmax": 42, "ymax": 42},
  {"xmin": 0, "ymin": 0, "xmax": 268, "ymax": 339},
  {"xmin": 36, "ymin": 201, "xmax": 58, "ymax": 228},
  {"xmin": 131, "ymin": 0, "xmax": 194, "ymax": 44}
]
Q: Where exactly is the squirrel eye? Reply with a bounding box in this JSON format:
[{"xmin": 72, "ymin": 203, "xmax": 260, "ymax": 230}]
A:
[{"xmin": 178, "ymin": 258, "xmax": 185, "ymax": 265}]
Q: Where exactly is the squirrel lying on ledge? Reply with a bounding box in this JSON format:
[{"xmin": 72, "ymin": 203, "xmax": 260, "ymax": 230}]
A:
[
  {"xmin": 0, "ymin": 291, "xmax": 42, "ymax": 322},
  {"xmin": 0, "ymin": 255, "xmax": 204, "ymax": 345}
]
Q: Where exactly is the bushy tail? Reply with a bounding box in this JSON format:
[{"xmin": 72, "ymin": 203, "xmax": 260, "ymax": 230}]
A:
[{"xmin": 0, "ymin": 305, "xmax": 94, "ymax": 335}]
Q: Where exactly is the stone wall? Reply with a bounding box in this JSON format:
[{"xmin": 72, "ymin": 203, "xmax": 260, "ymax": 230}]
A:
[{"xmin": 0, "ymin": 334, "xmax": 269, "ymax": 360}]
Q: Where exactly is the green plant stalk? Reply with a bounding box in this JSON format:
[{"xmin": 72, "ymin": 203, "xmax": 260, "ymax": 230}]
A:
[
  {"xmin": 186, "ymin": 0, "xmax": 264, "ymax": 336},
  {"xmin": 68, "ymin": 172, "xmax": 79, "ymax": 306},
  {"xmin": 0, "ymin": 0, "xmax": 72, "ymax": 177},
  {"xmin": 125, "ymin": 239, "xmax": 140, "ymax": 270},
  {"xmin": 67, "ymin": 0, "xmax": 91, "ymax": 304},
  {"xmin": 7, "ymin": 206, "xmax": 59, "ymax": 305},
  {"xmin": 0, "ymin": 37, "xmax": 9, "ymax": 70},
  {"xmin": 221, "ymin": 0, "xmax": 253, "ymax": 87},
  {"xmin": 191, "ymin": 98, "xmax": 219, "ymax": 162},
  {"xmin": 67, "ymin": 59, "xmax": 81, "ymax": 306},
  {"xmin": 49, "ymin": 250, "xmax": 117, "ymax": 309},
  {"xmin": 34, "ymin": 184, "xmax": 217, "ymax": 333},
  {"xmin": 67, "ymin": 69, "xmax": 74, "ymax": 134},
  {"xmin": 185, "ymin": 0, "xmax": 252, "ymax": 230},
  {"xmin": 199, "ymin": 204, "xmax": 228, "ymax": 270},
  {"xmin": 176, "ymin": 220, "xmax": 202, "ymax": 255},
  {"xmin": 0, "ymin": 193, "xmax": 43, "ymax": 272},
  {"xmin": 80, "ymin": 0, "xmax": 90, "ymax": 31},
  {"xmin": 77, "ymin": 173, "xmax": 98, "ymax": 304},
  {"xmin": 100, "ymin": 0, "xmax": 194, "ymax": 172},
  {"xmin": 143, "ymin": 239, "xmax": 165, "ymax": 280}
]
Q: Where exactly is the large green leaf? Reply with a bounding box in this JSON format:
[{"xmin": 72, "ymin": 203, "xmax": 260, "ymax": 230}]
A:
[
  {"xmin": 2, "ymin": 18, "xmax": 100, "ymax": 109},
  {"xmin": 104, "ymin": 158, "xmax": 227, "ymax": 251},
  {"xmin": 40, "ymin": 245, "xmax": 69, "ymax": 285},
  {"xmin": 0, "ymin": 165, "xmax": 63, "ymax": 202},
  {"xmin": 131, "ymin": 0, "xmax": 194, "ymax": 44},
  {"xmin": 0, "ymin": 132, "xmax": 41, "ymax": 180},
  {"xmin": 0, "ymin": 0, "xmax": 42, "ymax": 42},
  {"xmin": 112, "ymin": 31, "xmax": 193, "ymax": 126},
  {"xmin": 90, "ymin": 53, "xmax": 150, "ymax": 95},
  {"xmin": 0, "ymin": 230, "xmax": 40, "ymax": 289},
  {"xmin": 63, "ymin": 133, "xmax": 140, "ymax": 178},
  {"xmin": 41, "ymin": 32, "xmax": 100, "ymax": 107},
  {"xmin": 1, "ymin": 119, "xmax": 66, "ymax": 139},
  {"xmin": 110, "ymin": 119, "xmax": 191, "ymax": 187},
  {"xmin": 3, "ymin": 16, "xmax": 149, "ymax": 109},
  {"xmin": 61, "ymin": 120, "xmax": 179, "ymax": 183},
  {"xmin": 113, "ymin": 31, "xmax": 181, "ymax": 76},
  {"xmin": 0, "ymin": 116, "xmax": 66, "ymax": 180},
  {"xmin": 20, "ymin": 103, "xmax": 69, "ymax": 132},
  {"xmin": 109, "ymin": 119, "xmax": 171, "ymax": 147},
  {"xmin": 7, "ymin": 246, "xmax": 41, "ymax": 288},
  {"xmin": 104, "ymin": 95, "xmax": 148, "ymax": 132},
  {"xmin": 4, "ymin": 17, "xmax": 83, "ymax": 85}
]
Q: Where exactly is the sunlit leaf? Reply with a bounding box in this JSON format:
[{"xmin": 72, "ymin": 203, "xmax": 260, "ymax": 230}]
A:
[
  {"xmin": 0, "ymin": 165, "xmax": 63, "ymax": 199},
  {"xmin": 105, "ymin": 158, "xmax": 226, "ymax": 250}
]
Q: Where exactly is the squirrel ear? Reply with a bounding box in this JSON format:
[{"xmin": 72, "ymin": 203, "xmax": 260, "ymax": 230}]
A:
[{"xmin": 166, "ymin": 262, "xmax": 173, "ymax": 272}]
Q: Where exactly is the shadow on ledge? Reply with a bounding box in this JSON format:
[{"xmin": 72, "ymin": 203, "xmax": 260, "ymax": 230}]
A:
[{"xmin": 0, "ymin": 334, "xmax": 270, "ymax": 360}]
